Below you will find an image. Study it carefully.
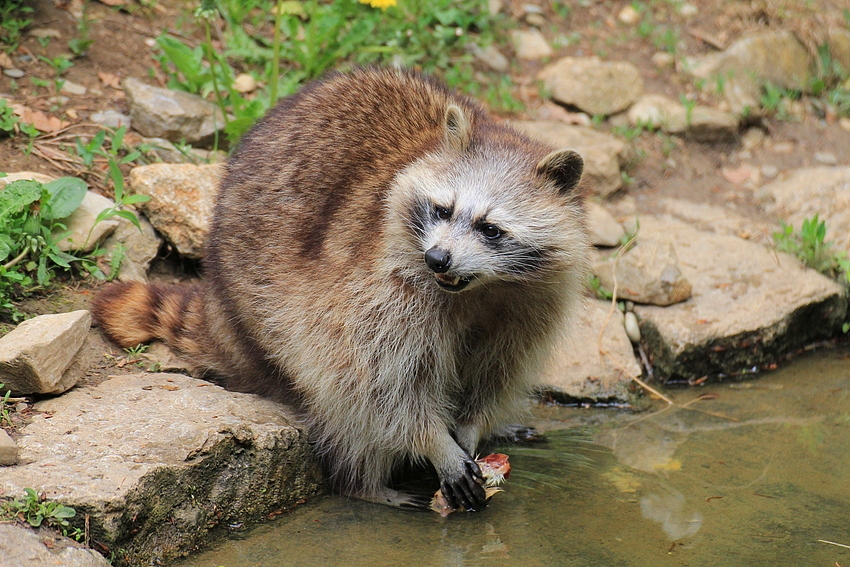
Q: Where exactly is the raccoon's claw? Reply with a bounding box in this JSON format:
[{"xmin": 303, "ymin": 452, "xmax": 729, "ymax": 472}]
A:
[{"xmin": 440, "ymin": 457, "xmax": 487, "ymax": 512}]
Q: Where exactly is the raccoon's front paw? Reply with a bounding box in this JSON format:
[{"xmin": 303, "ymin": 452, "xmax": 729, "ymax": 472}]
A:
[{"xmin": 439, "ymin": 456, "xmax": 487, "ymax": 512}]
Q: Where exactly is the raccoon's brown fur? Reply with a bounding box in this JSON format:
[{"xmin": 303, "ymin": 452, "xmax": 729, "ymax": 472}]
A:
[{"xmin": 92, "ymin": 68, "xmax": 590, "ymax": 511}]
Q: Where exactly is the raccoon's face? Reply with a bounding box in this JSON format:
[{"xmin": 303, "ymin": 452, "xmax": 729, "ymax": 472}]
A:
[{"xmin": 389, "ymin": 145, "xmax": 586, "ymax": 294}]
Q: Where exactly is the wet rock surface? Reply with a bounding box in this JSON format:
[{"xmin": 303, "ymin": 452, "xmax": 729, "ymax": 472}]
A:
[
  {"xmin": 540, "ymin": 298, "xmax": 641, "ymax": 402},
  {"xmin": 0, "ymin": 373, "xmax": 323, "ymax": 567}
]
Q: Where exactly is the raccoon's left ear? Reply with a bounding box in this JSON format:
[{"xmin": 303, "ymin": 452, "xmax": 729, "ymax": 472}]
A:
[
  {"xmin": 536, "ymin": 149, "xmax": 584, "ymax": 196},
  {"xmin": 443, "ymin": 104, "xmax": 472, "ymax": 154}
]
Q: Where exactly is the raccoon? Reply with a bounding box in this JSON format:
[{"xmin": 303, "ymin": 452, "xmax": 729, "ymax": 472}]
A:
[{"xmin": 92, "ymin": 68, "xmax": 590, "ymax": 512}]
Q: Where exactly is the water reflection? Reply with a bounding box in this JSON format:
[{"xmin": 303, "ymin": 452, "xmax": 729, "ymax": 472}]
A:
[{"xmin": 178, "ymin": 347, "xmax": 850, "ymax": 567}]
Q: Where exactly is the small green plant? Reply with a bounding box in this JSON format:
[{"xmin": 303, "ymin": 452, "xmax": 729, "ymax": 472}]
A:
[
  {"xmin": 0, "ymin": 99, "xmax": 20, "ymax": 136},
  {"xmin": 0, "ymin": 382, "xmax": 12, "ymax": 428},
  {"xmin": 773, "ymin": 214, "xmax": 850, "ymax": 285},
  {"xmin": 679, "ymin": 94, "xmax": 696, "ymax": 127},
  {"xmin": 589, "ymin": 275, "xmax": 613, "ymax": 300},
  {"xmin": 124, "ymin": 343, "xmax": 149, "ymax": 361},
  {"xmin": 612, "ymin": 122, "xmax": 647, "ymax": 141},
  {"xmin": 0, "ymin": 0, "xmax": 33, "ymax": 53},
  {"xmin": 760, "ymin": 82, "xmax": 800, "ymax": 120},
  {"xmin": 68, "ymin": 2, "xmax": 93, "ymax": 57},
  {"xmin": 0, "ymin": 488, "xmax": 82, "ymax": 540}
]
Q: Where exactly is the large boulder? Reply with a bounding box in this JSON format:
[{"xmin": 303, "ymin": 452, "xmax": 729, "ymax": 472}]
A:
[
  {"xmin": 0, "ymin": 373, "xmax": 323, "ymax": 567},
  {"xmin": 632, "ymin": 217, "xmax": 846, "ymax": 380}
]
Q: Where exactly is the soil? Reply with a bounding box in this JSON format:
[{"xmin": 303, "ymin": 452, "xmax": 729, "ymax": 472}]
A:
[{"xmin": 0, "ymin": 0, "xmax": 849, "ymax": 408}]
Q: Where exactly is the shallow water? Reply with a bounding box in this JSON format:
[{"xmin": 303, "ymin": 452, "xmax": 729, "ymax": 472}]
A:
[{"xmin": 178, "ymin": 347, "xmax": 850, "ymax": 567}]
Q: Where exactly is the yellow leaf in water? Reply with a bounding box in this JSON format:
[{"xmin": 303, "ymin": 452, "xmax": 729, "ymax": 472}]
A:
[{"xmin": 654, "ymin": 459, "xmax": 682, "ymax": 471}]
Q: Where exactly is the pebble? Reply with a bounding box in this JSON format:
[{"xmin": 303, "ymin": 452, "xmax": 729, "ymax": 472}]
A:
[
  {"xmin": 29, "ymin": 28, "xmax": 62, "ymax": 39},
  {"xmin": 233, "ymin": 73, "xmax": 258, "ymax": 93},
  {"xmin": 814, "ymin": 152, "xmax": 837, "ymax": 166},
  {"xmin": 618, "ymin": 5, "xmax": 640, "ymax": 25},
  {"xmin": 840, "ymin": 117, "xmax": 850, "ymax": 132},
  {"xmin": 652, "ymin": 52, "xmax": 675, "ymax": 68},
  {"xmin": 3, "ymin": 68, "xmax": 24, "ymax": 78},
  {"xmin": 525, "ymin": 13, "xmax": 546, "ymax": 26},
  {"xmin": 47, "ymin": 95, "xmax": 70, "ymax": 105},
  {"xmin": 60, "ymin": 80, "xmax": 87, "ymax": 95},
  {"xmin": 760, "ymin": 164, "xmax": 779, "ymax": 179},
  {"xmin": 624, "ymin": 311, "xmax": 641, "ymax": 344},
  {"xmin": 91, "ymin": 109, "xmax": 131, "ymax": 129},
  {"xmin": 679, "ymin": 3, "xmax": 698, "ymax": 16},
  {"xmin": 741, "ymin": 128, "xmax": 765, "ymax": 150},
  {"xmin": 511, "ymin": 29, "xmax": 553, "ymax": 60}
]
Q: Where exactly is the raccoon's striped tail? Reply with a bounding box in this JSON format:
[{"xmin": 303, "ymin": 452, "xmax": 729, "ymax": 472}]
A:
[{"xmin": 91, "ymin": 281, "xmax": 206, "ymax": 356}]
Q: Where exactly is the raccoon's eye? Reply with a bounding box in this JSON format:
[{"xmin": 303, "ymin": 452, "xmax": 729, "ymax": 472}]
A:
[
  {"xmin": 435, "ymin": 206, "xmax": 452, "ymax": 220},
  {"xmin": 479, "ymin": 223, "xmax": 502, "ymax": 239}
]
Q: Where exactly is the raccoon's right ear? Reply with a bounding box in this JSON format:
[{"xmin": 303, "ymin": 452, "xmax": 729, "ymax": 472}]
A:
[
  {"xmin": 443, "ymin": 104, "xmax": 472, "ymax": 154},
  {"xmin": 536, "ymin": 149, "xmax": 584, "ymax": 196}
]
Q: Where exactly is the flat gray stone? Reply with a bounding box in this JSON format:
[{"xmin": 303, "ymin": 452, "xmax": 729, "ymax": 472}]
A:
[
  {"xmin": 124, "ymin": 78, "xmax": 227, "ymax": 149},
  {"xmin": 538, "ymin": 57, "xmax": 644, "ymax": 116},
  {"xmin": 0, "ymin": 311, "xmax": 91, "ymax": 395},
  {"xmin": 511, "ymin": 120, "xmax": 625, "ymax": 197},
  {"xmin": 0, "ymin": 428, "xmax": 17, "ymax": 465},
  {"xmin": 90, "ymin": 110, "xmax": 131, "ymax": 129},
  {"xmin": 539, "ymin": 298, "xmax": 641, "ymax": 402},
  {"xmin": 54, "ymin": 191, "xmax": 120, "ymax": 253},
  {"xmin": 0, "ymin": 373, "xmax": 322, "ymax": 567},
  {"xmin": 761, "ymin": 166, "xmax": 850, "ymax": 254},
  {"xmin": 0, "ymin": 525, "xmax": 111, "ymax": 567},
  {"xmin": 628, "ymin": 93, "xmax": 738, "ymax": 142},
  {"xmin": 633, "ymin": 217, "xmax": 847, "ymax": 380},
  {"xmin": 128, "ymin": 163, "xmax": 222, "ymax": 258}
]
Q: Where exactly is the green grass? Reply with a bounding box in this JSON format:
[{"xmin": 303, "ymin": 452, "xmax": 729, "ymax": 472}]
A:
[
  {"xmin": 773, "ymin": 214, "xmax": 850, "ymax": 286},
  {"xmin": 0, "ymin": 488, "xmax": 82, "ymax": 541},
  {"xmin": 0, "ymin": 0, "xmax": 32, "ymax": 54}
]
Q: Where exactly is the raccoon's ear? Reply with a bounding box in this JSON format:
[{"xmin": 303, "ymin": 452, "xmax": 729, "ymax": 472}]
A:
[
  {"xmin": 443, "ymin": 104, "xmax": 472, "ymax": 154},
  {"xmin": 536, "ymin": 149, "xmax": 583, "ymax": 196}
]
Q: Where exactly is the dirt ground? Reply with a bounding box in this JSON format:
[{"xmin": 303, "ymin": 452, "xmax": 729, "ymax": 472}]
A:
[{"xmin": 1, "ymin": 0, "xmax": 849, "ymax": 397}]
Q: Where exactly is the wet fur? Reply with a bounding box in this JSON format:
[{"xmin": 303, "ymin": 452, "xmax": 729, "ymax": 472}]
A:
[{"xmin": 93, "ymin": 68, "xmax": 590, "ymax": 509}]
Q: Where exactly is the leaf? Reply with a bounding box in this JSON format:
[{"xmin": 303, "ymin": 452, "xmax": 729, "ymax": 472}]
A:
[
  {"xmin": 156, "ymin": 35, "xmax": 206, "ymax": 92},
  {"xmin": 97, "ymin": 71, "xmax": 121, "ymax": 89},
  {"xmin": 42, "ymin": 177, "xmax": 87, "ymax": 220},
  {"xmin": 11, "ymin": 104, "xmax": 70, "ymax": 133},
  {"xmin": 112, "ymin": 209, "xmax": 142, "ymax": 231},
  {"xmin": 0, "ymin": 179, "xmax": 42, "ymax": 218},
  {"xmin": 109, "ymin": 159, "xmax": 124, "ymax": 201},
  {"xmin": 110, "ymin": 126, "xmax": 126, "ymax": 154},
  {"xmin": 48, "ymin": 251, "xmax": 77, "ymax": 268},
  {"xmin": 120, "ymin": 194, "xmax": 150, "ymax": 205},
  {"xmin": 52, "ymin": 505, "xmax": 76, "ymax": 519}
]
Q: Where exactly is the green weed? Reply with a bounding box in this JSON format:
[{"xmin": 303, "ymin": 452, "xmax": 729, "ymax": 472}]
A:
[
  {"xmin": 773, "ymin": 214, "xmax": 850, "ymax": 285},
  {"xmin": 0, "ymin": 488, "xmax": 82, "ymax": 541},
  {"xmin": 68, "ymin": 2, "xmax": 94, "ymax": 57},
  {"xmin": 124, "ymin": 343, "xmax": 149, "ymax": 361},
  {"xmin": 589, "ymin": 275, "xmax": 613, "ymax": 300},
  {"xmin": 0, "ymin": 0, "xmax": 32, "ymax": 53},
  {"xmin": 0, "ymin": 382, "xmax": 12, "ymax": 428}
]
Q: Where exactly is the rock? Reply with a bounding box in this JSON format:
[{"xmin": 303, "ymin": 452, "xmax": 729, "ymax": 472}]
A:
[
  {"xmin": 656, "ymin": 198, "xmax": 774, "ymax": 245},
  {"xmin": 593, "ymin": 238, "xmax": 692, "ymax": 306},
  {"xmin": 3, "ymin": 68, "xmax": 24, "ymax": 79},
  {"xmin": 101, "ymin": 213, "xmax": 162, "ymax": 283},
  {"xmin": 539, "ymin": 298, "xmax": 641, "ymax": 402},
  {"xmin": 90, "ymin": 109, "xmax": 131, "ymax": 129},
  {"xmin": 538, "ymin": 57, "xmax": 644, "ymax": 116},
  {"xmin": 0, "ymin": 311, "xmax": 91, "ymax": 396},
  {"xmin": 624, "ymin": 311, "xmax": 641, "ymax": 343},
  {"xmin": 587, "ymin": 201, "xmax": 626, "ymax": 246},
  {"xmin": 760, "ymin": 167, "xmax": 850, "ymax": 254},
  {"xmin": 679, "ymin": 3, "xmax": 697, "ymax": 16},
  {"xmin": 652, "ymin": 51, "xmax": 675, "ymax": 68},
  {"xmin": 139, "ymin": 136, "xmax": 227, "ymax": 164},
  {"xmin": 632, "ymin": 216, "xmax": 846, "ymax": 380},
  {"xmin": 525, "ymin": 13, "xmax": 545, "ymax": 27},
  {"xmin": 814, "ymin": 152, "xmax": 838, "ymax": 166},
  {"xmin": 54, "ymin": 191, "xmax": 120, "ymax": 253},
  {"xmin": 233, "ymin": 73, "xmax": 257, "ymax": 93},
  {"xmin": 511, "ymin": 120, "xmax": 626, "ymax": 197},
  {"xmin": 0, "ymin": 428, "xmax": 17, "ymax": 465},
  {"xmin": 0, "ymin": 373, "xmax": 323, "ymax": 567},
  {"xmin": 123, "ymin": 78, "xmax": 228, "ymax": 149},
  {"xmin": 468, "ymin": 43, "xmax": 510, "ymax": 73},
  {"xmin": 29, "ymin": 28, "xmax": 62, "ymax": 39},
  {"xmin": 0, "ymin": 171, "xmax": 54, "ymax": 188},
  {"xmin": 510, "ymin": 29, "xmax": 553, "ymax": 60},
  {"xmin": 128, "ymin": 163, "xmax": 221, "ymax": 258},
  {"xmin": 488, "ymin": 0, "xmax": 502, "ymax": 16},
  {"xmin": 60, "ymin": 80, "xmax": 87, "ymax": 96},
  {"xmin": 618, "ymin": 5, "xmax": 640, "ymax": 25},
  {"xmin": 628, "ymin": 93, "xmax": 738, "ymax": 142},
  {"xmin": 685, "ymin": 31, "xmax": 813, "ymax": 114},
  {"xmin": 761, "ymin": 164, "xmax": 778, "ymax": 179},
  {"xmin": 841, "ymin": 117, "xmax": 850, "ymax": 132},
  {"xmin": 0, "ymin": 524, "xmax": 111, "ymax": 567}
]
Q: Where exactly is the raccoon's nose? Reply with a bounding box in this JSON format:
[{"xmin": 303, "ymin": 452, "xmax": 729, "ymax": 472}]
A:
[{"xmin": 425, "ymin": 247, "xmax": 452, "ymax": 273}]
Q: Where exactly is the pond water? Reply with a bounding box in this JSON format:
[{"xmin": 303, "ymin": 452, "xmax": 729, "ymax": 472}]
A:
[{"xmin": 178, "ymin": 347, "xmax": 850, "ymax": 567}]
